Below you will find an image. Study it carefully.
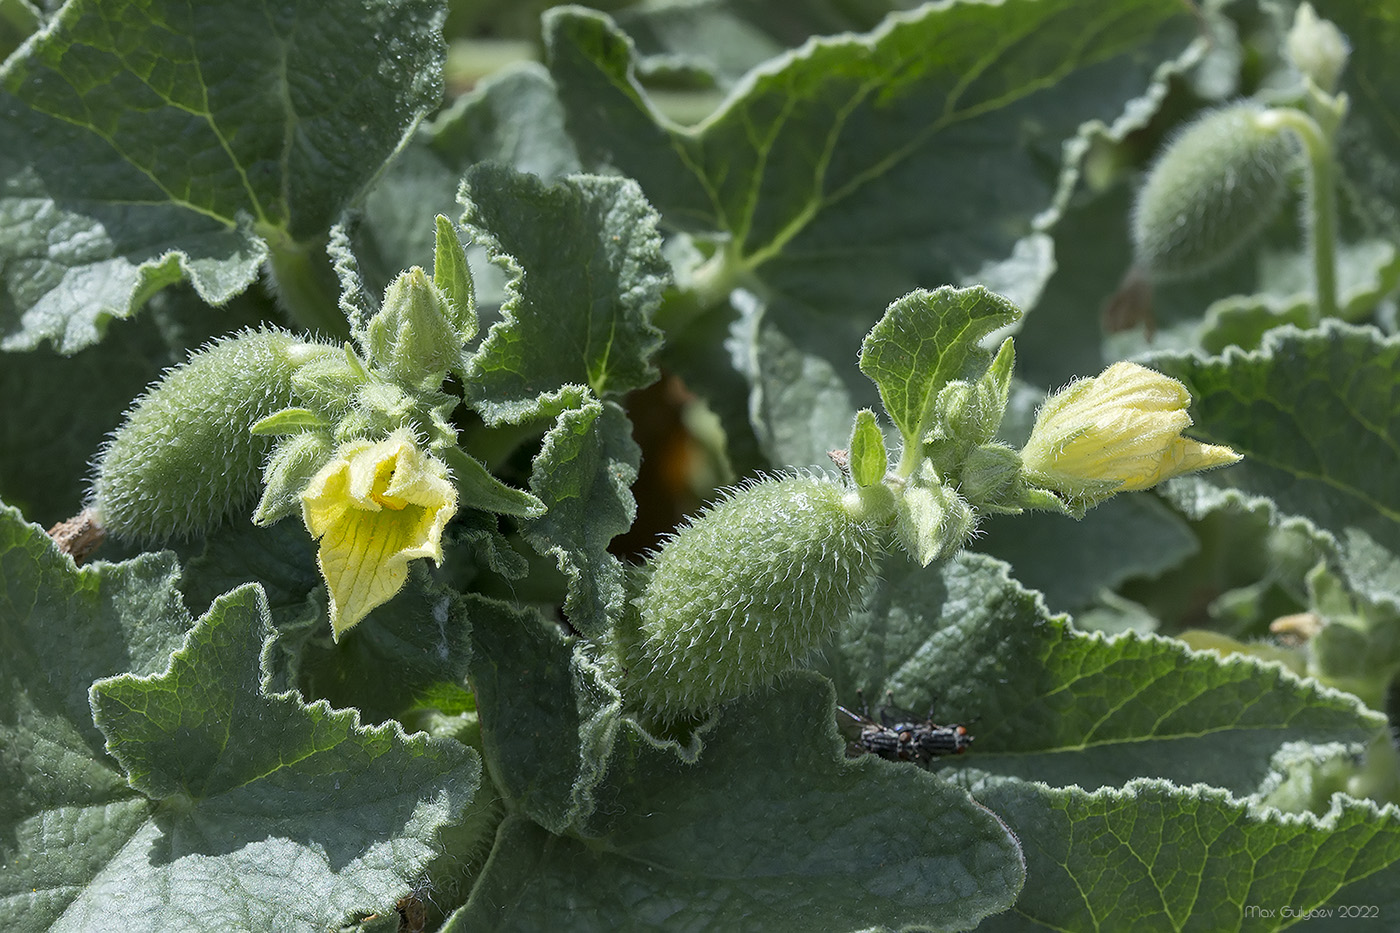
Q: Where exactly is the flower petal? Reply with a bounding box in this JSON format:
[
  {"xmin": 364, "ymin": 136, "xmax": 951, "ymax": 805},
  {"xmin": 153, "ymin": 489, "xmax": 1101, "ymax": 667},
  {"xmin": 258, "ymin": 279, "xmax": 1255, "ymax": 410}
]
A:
[{"xmin": 300, "ymin": 429, "xmax": 457, "ymax": 639}]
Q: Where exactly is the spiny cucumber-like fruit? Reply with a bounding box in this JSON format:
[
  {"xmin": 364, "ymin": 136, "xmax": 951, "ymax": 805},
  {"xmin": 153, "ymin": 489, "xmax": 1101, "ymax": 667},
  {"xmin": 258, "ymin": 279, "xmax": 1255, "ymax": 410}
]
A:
[
  {"xmin": 91, "ymin": 329, "xmax": 334, "ymax": 541},
  {"xmin": 616, "ymin": 475, "xmax": 888, "ymax": 721},
  {"xmin": 1132, "ymin": 102, "xmax": 1294, "ymax": 281}
]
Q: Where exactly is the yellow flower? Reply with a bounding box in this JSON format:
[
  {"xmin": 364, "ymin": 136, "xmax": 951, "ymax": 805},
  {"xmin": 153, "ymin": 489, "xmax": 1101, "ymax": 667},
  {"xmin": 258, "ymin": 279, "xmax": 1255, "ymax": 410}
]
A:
[
  {"xmin": 301, "ymin": 430, "xmax": 457, "ymax": 639},
  {"xmin": 1021, "ymin": 362, "xmax": 1241, "ymax": 505}
]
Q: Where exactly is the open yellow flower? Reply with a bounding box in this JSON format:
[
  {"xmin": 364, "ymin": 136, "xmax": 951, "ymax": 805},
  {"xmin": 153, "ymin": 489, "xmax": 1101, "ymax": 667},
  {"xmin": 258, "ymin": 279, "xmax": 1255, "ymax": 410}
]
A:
[
  {"xmin": 301, "ymin": 430, "xmax": 457, "ymax": 639},
  {"xmin": 1021, "ymin": 361, "xmax": 1241, "ymax": 506}
]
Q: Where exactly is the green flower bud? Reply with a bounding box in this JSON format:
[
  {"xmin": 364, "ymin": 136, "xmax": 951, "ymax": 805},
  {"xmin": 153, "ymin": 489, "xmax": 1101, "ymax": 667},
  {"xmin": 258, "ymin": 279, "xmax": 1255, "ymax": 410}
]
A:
[
  {"xmin": 616, "ymin": 475, "xmax": 887, "ymax": 721},
  {"xmin": 894, "ymin": 480, "xmax": 974, "ymax": 567},
  {"xmin": 91, "ymin": 330, "xmax": 334, "ymax": 541},
  {"xmin": 1132, "ymin": 103, "xmax": 1294, "ymax": 281},
  {"xmin": 290, "ymin": 347, "xmax": 370, "ymax": 422},
  {"xmin": 366, "ymin": 267, "xmax": 462, "ymax": 388},
  {"xmin": 847, "ymin": 409, "xmax": 887, "ymax": 488},
  {"xmin": 929, "ymin": 338, "xmax": 1014, "ymax": 447},
  {"xmin": 1286, "ymin": 3, "xmax": 1349, "ymax": 94},
  {"xmin": 1020, "ymin": 361, "xmax": 1241, "ymax": 511}
]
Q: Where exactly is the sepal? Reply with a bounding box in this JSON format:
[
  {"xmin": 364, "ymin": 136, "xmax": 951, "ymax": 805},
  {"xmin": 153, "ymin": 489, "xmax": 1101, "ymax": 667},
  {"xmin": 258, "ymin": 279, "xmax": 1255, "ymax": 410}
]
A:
[
  {"xmin": 440, "ymin": 446, "xmax": 546, "ymax": 518},
  {"xmin": 250, "ymin": 407, "xmax": 327, "ymax": 436},
  {"xmin": 254, "ymin": 431, "xmax": 335, "ymax": 525},
  {"xmin": 848, "ymin": 409, "xmax": 888, "ymax": 488},
  {"xmin": 432, "ymin": 214, "xmax": 479, "ymax": 346}
]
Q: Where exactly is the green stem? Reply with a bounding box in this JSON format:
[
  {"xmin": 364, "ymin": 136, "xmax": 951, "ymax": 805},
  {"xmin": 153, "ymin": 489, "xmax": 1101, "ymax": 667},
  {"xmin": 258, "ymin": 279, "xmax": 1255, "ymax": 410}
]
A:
[
  {"xmin": 1260, "ymin": 106, "xmax": 1341, "ymax": 322},
  {"xmin": 264, "ymin": 235, "xmax": 352, "ymax": 340}
]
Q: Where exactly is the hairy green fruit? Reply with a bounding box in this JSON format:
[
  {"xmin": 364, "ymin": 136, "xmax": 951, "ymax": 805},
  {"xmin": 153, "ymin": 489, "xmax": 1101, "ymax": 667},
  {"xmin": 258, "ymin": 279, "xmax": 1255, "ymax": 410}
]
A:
[
  {"xmin": 91, "ymin": 330, "xmax": 334, "ymax": 541},
  {"xmin": 1132, "ymin": 103, "xmax": 1294, "ymax": 281},
  {"xmin": 616, "ymin": 476, "xmax": 887, "ymax": 721}
]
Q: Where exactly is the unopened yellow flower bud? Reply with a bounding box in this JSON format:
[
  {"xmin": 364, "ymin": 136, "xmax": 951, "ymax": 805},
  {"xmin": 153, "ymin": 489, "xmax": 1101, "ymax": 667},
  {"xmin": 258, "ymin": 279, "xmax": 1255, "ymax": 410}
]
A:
[
  {"xmin": 301, "ymin": 430, "xmax": 457, "ymax": 639},
  {"xmin": 1021, "ymin": 362, "xmax": 1240, "ymax": 506}
]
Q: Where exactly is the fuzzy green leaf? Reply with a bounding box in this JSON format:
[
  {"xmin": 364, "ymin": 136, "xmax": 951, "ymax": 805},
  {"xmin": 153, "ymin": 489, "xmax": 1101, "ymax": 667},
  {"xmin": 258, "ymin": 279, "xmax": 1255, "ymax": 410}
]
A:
[
  {"xmin": 176, "ymin": 513, "xmax": 320, "ymax": 625},
  {"xmin": 249, "ymin": 407, "xmax": 325, "ymax": 435},
  {"xmin": 285, "ymin": 566, "xmax": 476, "ymax": 724},
  {"xmin": 441, "ymin": 447, "xmax": 545, "ymax": 519},
  {"xmin": 433, "ymin": 214, "xmax": 477, "ymax": 344},
  {"xmin": 83, "ymin": 584, "xmax": 478, "ymax": 931},
  {"xmin": 465, "ymin": 594, "xmax": 620, "ymax": 836},
  {"xmin": 0, "ymin": 504, "xmax": 188, "ymax": 931},
  {"xmin": 1149, "ymin": 322, "xmax": 1400, "ymax": 613},
  {"xmin": 460, "ymin": 164, "xmax": 668, "ymax": 423},
  {"xmin": 450, "ymin": 673, "xmax": 1024, "ymax": 933},
  {"xmin": 0, "ymin": 0, "xmax": 445, "ymax": 352},
  {"xmin": 822, "ymin": 551, "xmax": 1384, "ymax": 794},
  {"xmin": 976, "ymin": 779, "xmax": 1400, "ymax": 931},
  {"xmin": 351, "ymin": 63, "xmax": 581, "ymax": 303},
  {"xmin": 522, "ymin": 395, "xmax": 640, "ymax": 637},
  {"xmin": 860, "ymin": 286, "xmax": 1022, "ymax": 451}
]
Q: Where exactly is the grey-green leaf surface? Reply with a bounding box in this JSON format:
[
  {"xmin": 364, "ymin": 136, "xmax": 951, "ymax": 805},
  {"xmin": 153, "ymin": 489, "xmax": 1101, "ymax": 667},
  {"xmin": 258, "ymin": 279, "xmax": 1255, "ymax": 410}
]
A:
[
  {"xmin": 613, "ymin": 0, "xmax": 913, "ymax": 92},
  {"xmin": 460, "ymin": 164, "xmax": 668, "ymax": 422},
  {"xmin": 974, "ymin": 778, "xmax": 1400, "ymax": 932},
  {"xmin": 860, "ymin": 286, "xmax": 1021, "ymax": 450},
  {"xmin": 976, "ymin": 493, "xmax": 1199, "ymax": 614},
  {"xmin": 352, "ymin": 62, "xmax": 581, "ymax": 301},
  {"xmin": 545, "ymin": 1, "xmax": 1198, "ymax": 462},
  {"xmin": 0, "ymin": 0, "xmax": 446, "ymax": 352},
  {"xmin": 0, "ymin": 504, "xmax": 188, "ymax": 930},
  {"xmin": 1149, "ymin": 322, "xmax": 1400, "ymax": 613},
  {"xmin": 85, "ymin": 584, "xmax": 479, "ymax": 932},
  {"xmin": 820, "ymin": 551, "xmax": 1384, "ymax": 794},
  {"xmin": 450, "ymin": 673, "xmax": 1024, "ymax": 933},
  {"xmin": 465, "ymin": 594, "xmax": 620, "ymax": 836},
  {"xmin": 522, "ymin": 395, "xmax": 639, "ymax": 637}
]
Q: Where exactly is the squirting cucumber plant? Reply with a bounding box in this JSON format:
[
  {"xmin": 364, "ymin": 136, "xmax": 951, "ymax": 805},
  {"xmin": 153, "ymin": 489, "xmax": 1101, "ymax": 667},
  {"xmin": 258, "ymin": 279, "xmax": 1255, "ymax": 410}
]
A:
[{"xmin": 4, "ymin": 2, "xmax": 1400, "ymax": 932}]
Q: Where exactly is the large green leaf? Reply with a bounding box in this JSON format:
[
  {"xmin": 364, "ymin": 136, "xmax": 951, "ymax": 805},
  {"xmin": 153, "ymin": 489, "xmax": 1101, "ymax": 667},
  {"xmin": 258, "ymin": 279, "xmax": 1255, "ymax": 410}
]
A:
[
  {"xmin": 1149, "ymin": 322, "xmax": 1400, "ymax": 613},
  {"xmin": 286, "ymin": 566, "xmax": 476, "ymax": 725},
  {"xmin": 545, "ymin": 1, "xmax": 1198, "ymax": 463},
  {"xmin": 0, "ymin": 503, "xmax": 188, "ymax": 933},
  {"xmin": 460, "ymin": 164, "xmax": 668, "ymax": 423},
  {"xmin": 0, "ymin": 0, "xmax": 445, "ymax": 352},
  {"xmin": 976, "ymin": 493, "xmax": 1199, "ymax": 615},
  {"xmin": 820, "ymin": 551, "xmax": 1384, "ymax": 794},
  {"xmin": 450, "ymin": 673, "xmax": 1024, "ymax": 933},
  {"xmin": 975, "ymin": 778, "xmax": 1400, "ymax": 931},
  {"xmin": 81, "ymin": 584, "xmax": 478, "ymax": 932},
  {"xmin": 613, "ymin": 0, "xmax": 913, "ymax": 92}
]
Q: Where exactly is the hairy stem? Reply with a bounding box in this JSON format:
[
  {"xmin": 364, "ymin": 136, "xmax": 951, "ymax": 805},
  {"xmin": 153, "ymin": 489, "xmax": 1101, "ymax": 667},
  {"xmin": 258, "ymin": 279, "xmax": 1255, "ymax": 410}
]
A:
[{"xmin": 1260, "ymin": 106, "xmax": 1342, "ymax": 322}]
